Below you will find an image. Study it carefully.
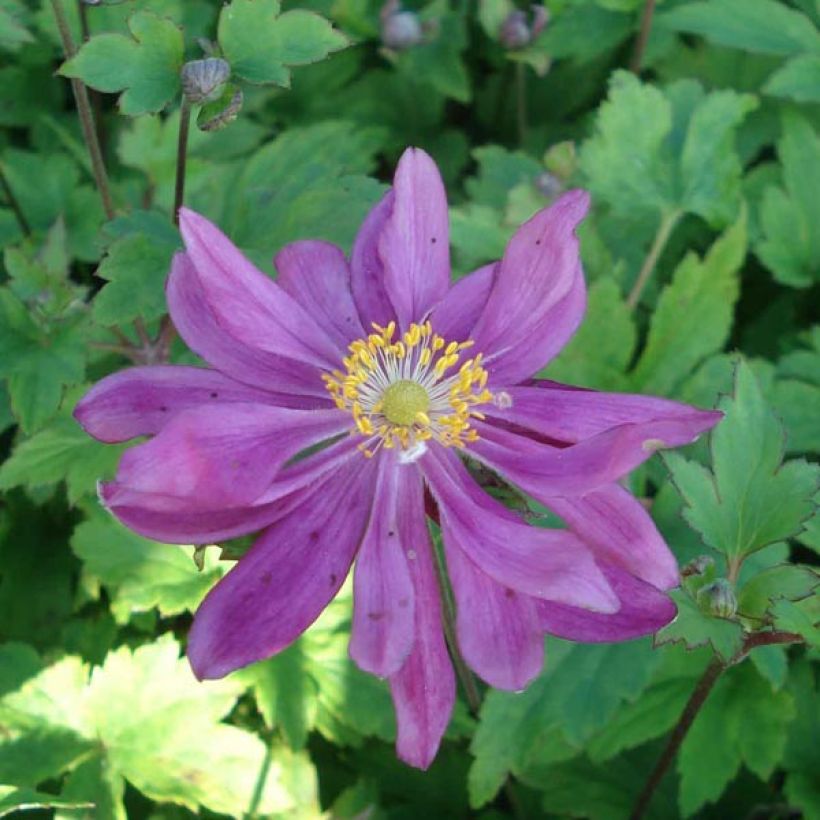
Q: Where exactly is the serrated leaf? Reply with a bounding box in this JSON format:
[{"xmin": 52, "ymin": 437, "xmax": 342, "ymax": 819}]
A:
[
  {"xmin": 664, "ymin": 359, "xmax": 818, "ymax": 559},
  {"xmin": 60, "ymin": 11, "xmax": 183, "ymax": 115},
  {"xmin": 738, "ymin": 564, "xmax": 819, "ymax": 620},
  {"xmin": 631, "ymin": 213, "xmax": 746, "ymax": 396},
  {"xmin": 764, "ymin": 53, "xmax": 820, "ymax": 103},
  {"xmin": 218, "ymin": 0, "xmax": 347, "ymax": 87},
  {"xmin": 678, "ymin": 663, "xmax": 795, "ymax": 815},
  {"xmin": 770, "ymin": 598, "xmax": 820, "ymax": 646}
]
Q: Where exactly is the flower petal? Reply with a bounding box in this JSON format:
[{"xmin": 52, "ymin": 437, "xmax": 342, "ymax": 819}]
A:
[
  {"xmin": 187, "ymin": 458, "xmax": 377, "ymax": 679},
  {"xmin": 485, "ymin": 381, "xmax": 723, "ymax": 445},
  {"xmin": 168, "ymin": 252, "xmax": 331, "ymax": 400},
  {"xmin": 388, "ymin": 464, "xmax": 455, "ymax": 769},
  {"xmin": 112, "ymin": 403, "xmax": 348, "ymax": 508},
  {"xmin": 349, "ymin": 455, "xmax": 416, "ymax": 678},
  {"xmin": 379, "ymin": 148, "xmax": 450, "ymax": 330},
  {"xmin": 74, "ymin": 365, "xmax": 286, "ymax": 444},
  {"xmin": 536, "ymin": 563, "xmax": 677, "ymax": 642},
  {"xmin": 179, "ymin": 208, "xmax": 340, "ymax": 367},
  {"xmin": 428, "ymin": 264, "xmax": 495, "ymax": 342},
  {"xmin": 350, "ymin": 191, "xmax": 397, "ymax": 328},
  {"xmin": 101, "ymin": 436, "xmax": 360, "ymax": 544},
  {"xmin": 275, "ymin": 240, "xmax": 365, "ymax": 350},
  {"xmin": 444, "ymin": 537, "xmax": 543, "ymax": 691},
  {"xmin": 545, "ymin": 484, "xmax": 679, "ymax": 591},
  {"xmin": 469, "ymin": 410, "xmax": 719, "ymax": 496},
  {"xmin": 421, "ymin": 446, "xmax": 618, "ymax": 612},
  {"xmin": 470, "ymin": 190, "xmax": 589, "ymax": 384}
]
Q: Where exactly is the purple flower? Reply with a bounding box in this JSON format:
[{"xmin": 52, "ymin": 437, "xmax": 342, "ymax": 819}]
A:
[{"xmin": 76, "ymin": 148, "xmax": 721, "ymax": 768}]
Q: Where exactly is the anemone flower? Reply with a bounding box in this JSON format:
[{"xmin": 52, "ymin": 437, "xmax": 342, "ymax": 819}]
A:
[{"xmin": 76, "ymin": 148, "xmax": 721, "ymax": 769}]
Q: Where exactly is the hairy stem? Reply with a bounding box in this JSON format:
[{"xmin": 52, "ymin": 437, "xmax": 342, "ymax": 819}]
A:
[
  {"xmin": 0, "ymin": 164, "xmax": 32, "ymax": 236},
  {"xmin": 630, "ymin": 0, "xmax": 657, "ymax": 74},
  {"xmin": 630, "ymin": 629, "xmax": 804, "ymax": 819},
  {"xmin": 77, "ymin": 0, "xmax": 107, "ymax": 156},
  {"xmin": 515, "ymin": 62, "xmax": 528, "ymax": 146},
  {"xmin": 626, "ymin": 210, "xmax": 682, "ymax": 311},
  {"xmin": 173, "ymin": 98, "xmax": 193, "ymax": 226},
  {"xmin": 51, "ymin": 0, "xmax": 115, "ymax": 220}
]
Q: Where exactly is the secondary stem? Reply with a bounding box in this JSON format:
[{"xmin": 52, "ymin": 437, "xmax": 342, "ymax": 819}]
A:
[
  {"xmin": 51, "ymin": 0, "xmax": 115, "ymax": 220},
  {"xmin": 630, "ymin": 629, "xmax": 803, "ymax": 820},
  {"xmin": 630, "ymin": 0, "xmax": 657, "ymax": 74},
  {"xmin": 515, "ymin": 62, "xmax": 528, "ymax": 146},
  {"xmin": 626, "ymin": 210, "xmax": 681, "ymax": 310},
  {"xmin": 173, "ymin": 99, "xmax": 193, "ymax": 226},
  {"xmin": 0, "ymin": 164, "xmax": 32, "ymax": 236}
]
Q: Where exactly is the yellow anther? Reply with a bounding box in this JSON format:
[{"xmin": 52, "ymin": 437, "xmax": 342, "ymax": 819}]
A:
[{"xmin": 415, "ymin": 411, "xmax": 431, "ymax": 426}]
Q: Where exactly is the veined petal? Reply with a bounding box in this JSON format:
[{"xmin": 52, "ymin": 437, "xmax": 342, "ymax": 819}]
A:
[
  {"xmin": 379, "ymin": 148, "xmax": 450, "ymax": 330},
  {"xmin": 545, "ymin": 485, "xmax": 679, "ymax": 591},
  {"xmin": 112, "ymin": 403, "xmax": 348, "ymax": 509},
  {"xmin": 275, "ymin": 240, "xmax": 365, "ymax": 350},
  {"xmin": 388, "ymin": 463, "xmax": 455, "ymax": 770},
  {"xmin": 101, "ymin": 436, "xmax": 360, "ymax": 544},
  {"xmin": 444, "ymin": 538, "xmax": 543, "ymax": 691},
  {"xmin": 469, "ymin": 411, "xmax": 718, "ymax": 497},
  {"xmin": 470, "ymin": 190, "xmax": 590, "ymax": 384},
  {"xmin": 74, "ymin": 365, "xmax": 287, "ymax": 444},
  {"xmin": 485, "ymin": 381, "xmax": 723, "ymax": 445},
  {"xmin": 168, "ymin": 253, "xmax": 331, "ymax": 400},
  {"xmin": 188, "ymin": 458, "xmax": 377, "ymax": 679},
  {"xmin": 349, "ymin": 455, "xmax": 416, "ymax": 678},
  {"xmin": 421, "ymin": 446, "xmax": 618, "ymax": 612},
  {"xmin": 179, "ymin": 208, "xmax": 340, "ymax": 367},
  {"xmin": 428, "ymin": 263, "xmax": 495, "ymax": 342},
  {"xmin": 536, "ymin": 563, "xmax": 677, "ymax": 642},
  {"xmin": 350, "ymin": 191, "xmax": 397, "ymax": 328}
]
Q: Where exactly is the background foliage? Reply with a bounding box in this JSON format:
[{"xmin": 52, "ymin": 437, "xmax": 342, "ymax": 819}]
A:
[{"xmin": 0, "ymin": 0, "xmax": 818, "ymax": 817}]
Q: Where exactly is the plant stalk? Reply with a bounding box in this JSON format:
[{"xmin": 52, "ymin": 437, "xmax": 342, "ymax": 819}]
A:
[
  {"xmin": 630, "ymin": 0, "xmax": 657, "ymax": 74},
  {"xmin": 0, "ymin": 164, "xmax": 32, "ymax": 236},
  {"xmin": 515, "ymin": 62, "xmax": 528, "ymax": 146},
  {"xmin": 51, "ymin": 0, "xmax": 115, "ymax": 220},
  {"xmin": 626, "ymin": 210, "xmax": 681, "ymax": 310},
  {"xmin": 173, "ymin": 99, "xmax": 193, "ymax": 226}
]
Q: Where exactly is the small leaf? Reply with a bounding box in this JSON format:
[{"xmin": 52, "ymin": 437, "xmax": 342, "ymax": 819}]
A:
[
  {"xmin": 60, "ymin": 11, "xmax": 184, "ymax": 116},
  {"xmin": 738, "ymin": 564, "xmax": 819, "ymax": 620},
  {"xmin": 764, "ymin": 53, "xmax": 820, "ymax": 103}
]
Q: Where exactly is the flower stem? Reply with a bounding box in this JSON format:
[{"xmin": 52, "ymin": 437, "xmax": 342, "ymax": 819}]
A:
[
  {"xmin": 173, "ymin": 98, "xmax": 193, "ymax": 226},
  {"xmin": 51, "ymin": 0, "xmax": 115, "ymax": 220},
  {"xmin": 630, "ymin": 629, "xmax": 804, "ymax": 819},
  {"xmin": 626, "ymin": 210, "xmax": 682, "ymax": 311},
  {"xmin": 515, "ymin": 62, "xmax": 528, "ymax": 146},
  {"xmin": 630, "ymin": 0, "xmax": 657, "ymax": 74},
  {"xmin": 0, "ymin": 164, "xmax": 32, "ymax": 236}
]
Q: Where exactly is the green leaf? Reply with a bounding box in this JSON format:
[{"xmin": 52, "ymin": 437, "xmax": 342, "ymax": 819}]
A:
[
  {"xmin": 664, "ymin": 359, "xmax": 818, "ymax": 559},
  {"xmin": 0, "ymin": 786, "xmax": 91, "ymax": 817},
  {"xmin": 737, "ymin": 564, "xmax": 819, "ymax": 620},
  {"xmin": 756, "ymin": 111, "xmax": 820, "ymax": 287},
  {"xmin": 630, "ymin": 212, "xmax": 746, "ymax": 396},
  {"xmin": 770, "ymin": 598, "xmax": 820, "ymax": 646},
  {"xmin": 60, "ymin": 11, "xmax": 184, "ymax": 115},
  {"xmin": 659, "ymin": 0, "xmax": 820, "ymax": 57},
  {"xmin": 218, "ymin": 0, "xmax": 347, "ymax": 87},
  {"xmin": 0, "ymin": 0, "xmax": 33, "ymax": 53},
  {"xmin": 465, "ymin": 145, "xmax": 543, "ymax": 209},
  {"xmin": 678, "ymin": 663, "xmax": 795, "ymax": 815},
  {"xmin": 71, "ymin": 514, "xmax": 226, "ymax": 624},
  {"xmin": 764, "ymin": 53, "xmax": 820, "ymax": 103}
]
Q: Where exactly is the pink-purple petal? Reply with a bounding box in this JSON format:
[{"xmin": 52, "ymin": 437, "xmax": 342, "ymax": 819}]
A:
[
  {"xmin": 470, "ymin": 190, "xmax": 589, "ymax": 384},
  {"xmin": 167, "ymin": 253, "xmax": 331, "ymax": 400},
  {"xmin": 545, "ymin": 485, "xmax": 679, "ymax": 591},
  {"xmin": 379, "ymin": 148, "xmax": 450, "ymax": 330},
  {"xmin": 349, "ymin": 456, "xmax": 416, "ymax": 678},
  {"xmin": 275, "ymin": 240, "xmax": 365, "ymax": 350},
  {"xmin": 536, "ymin": 563, "xmax": 677, "ymax": 642},
  {"xmin": 421, "ymin": 446, "xmax": 618, "ymax": 612},
  {"xmin": 444, "ymin": 537, "xmax": 543, "ymax": 691},
  {"xmin": 428, "ymin": 264, "xmax": 495, "ymax": 342},
  {"xmin": 388, "ymin": 464, "xmax": 455, "ymax": 770},
  {"xmin": 187, "ymin": 458, "xmax": 377, "ymax": 679},
  {"xmin": 179, "ymin": 208, "xmax": 340, "ymax": 367}
]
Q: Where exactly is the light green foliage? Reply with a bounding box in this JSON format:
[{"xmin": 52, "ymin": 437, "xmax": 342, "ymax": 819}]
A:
[
  {"xmin": 60, "ymin": 12, "xmax": 184, "ymax": 116},
  {"xmin": 0, "ymin": 0, "xmax": 33, "ymax": 52},
  {"xmin": 218, "ymin": 0, "xmax": 347, "ymax": 87},
  {"xmin": 665, "ymin": 359, "xmax": 818, "ymax": 559},
  {"xmin": 756, "ymin": 112, "xmax": 820, "ymax": 287},
  {"xmin": 0, "ymin": 785, "xmax": 91, "ymax": 817},
  {"xmin": 764, "ymin": 53, "xmax": 820, "ymax": 103},
  {"xmin": 0, "ymin": 636, "xmax": 319, "ymax": 816},
  {"xmin": 678, "ymin": 663, "xmax": 796, "ymax": 816}
]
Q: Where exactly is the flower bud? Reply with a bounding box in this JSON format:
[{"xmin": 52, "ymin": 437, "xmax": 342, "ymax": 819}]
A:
[
  {"xmin": 381, "ymin": 0, "xmax": 424, "ymax": 51},
  {"xmin": 534, "ymin": 171, "xmax": 562, "ymax": 200},
  {"xmin": 697, "ymin": 579, "xmax": 738, "ymax": 619},
  {"xmin": 499, "ymin": 5, "xmax": 549, "ymax": 50},
  {"xmin": 181, "ymin": 58, "xmax": 231, "ymax": 104}
]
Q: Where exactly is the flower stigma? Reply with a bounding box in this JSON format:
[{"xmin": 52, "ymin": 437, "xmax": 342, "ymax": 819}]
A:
[{"xmin": 322, "ymin": 321, "xmax": 493, "ymax": 459}]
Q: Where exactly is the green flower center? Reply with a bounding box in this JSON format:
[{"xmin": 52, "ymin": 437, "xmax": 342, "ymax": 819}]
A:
[{"xmin": 380, "ymin": 379, "xmax": 431, "ymax": 426}]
